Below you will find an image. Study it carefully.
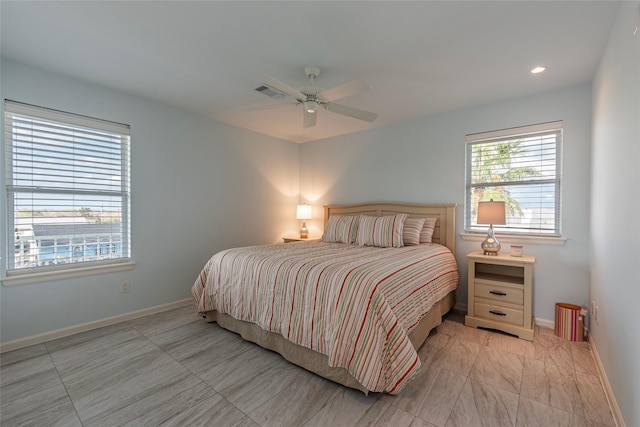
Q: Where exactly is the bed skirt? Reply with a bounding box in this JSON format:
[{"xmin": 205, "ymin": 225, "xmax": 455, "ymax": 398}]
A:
[{"xmin": 204, "ymin": 290, "xmax": 456, "ymax": 394}]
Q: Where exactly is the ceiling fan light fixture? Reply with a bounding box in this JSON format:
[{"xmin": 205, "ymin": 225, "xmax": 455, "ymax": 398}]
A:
[
  {"xmin": 530, "ymin": 65, "xmax": 546, "ymax": 74},
  {"xmin": 304, "ymin": 100, "xmax": 318, "ymax": 113}
]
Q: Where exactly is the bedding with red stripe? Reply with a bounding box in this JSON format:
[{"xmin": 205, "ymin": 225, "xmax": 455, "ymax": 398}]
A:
[{"xmin": 191, "ymin": 241, "xmax": 458, "ymax": 394}]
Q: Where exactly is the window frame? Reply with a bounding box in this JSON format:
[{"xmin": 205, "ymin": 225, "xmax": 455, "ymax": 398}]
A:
[
  {"xmin": 2, "ymin": 101, "xmax": 133, "ymax": 285},
  {"xmin": 464, "ymin": 121, "xmax": 563, "ymax": 238}
]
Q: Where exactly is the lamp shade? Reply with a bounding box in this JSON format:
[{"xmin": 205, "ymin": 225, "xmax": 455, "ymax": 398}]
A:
[
  {"xmin": 296, "ymin": 204, "xmax": 312, "ymax": 220},
  {"xmin": 477, "ymin": 200, "xmax": 506, "ymax": 225}
]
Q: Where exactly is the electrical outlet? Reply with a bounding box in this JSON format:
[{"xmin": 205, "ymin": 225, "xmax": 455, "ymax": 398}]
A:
[
  {"xmin": 591, "ymin": 301, "xmax": 596, "ymax": 322},
  {"xmin": 595, "ymin": 305, "xmax": 599, "ymax": 324},
  {"xmin": 121, "ymin": 281, "xmax": 130, "ymax": 293}
]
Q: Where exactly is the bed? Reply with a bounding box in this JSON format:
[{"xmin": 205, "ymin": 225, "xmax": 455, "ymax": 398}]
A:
[{"xmin": 191, "ymin": 202, "xmax": 459, "ymax": 394}]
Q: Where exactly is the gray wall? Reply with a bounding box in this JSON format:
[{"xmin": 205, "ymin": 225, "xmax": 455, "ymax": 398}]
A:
[
  {"xmin": 300, "ymin": 83, "xmax": 593, "ymax": 324},
  {"xmin": 591, "ymin": 3, "xmax": 640, "ymax": 425},
  {"xmin": 0, "ymin": 59, "xmax": 300, "ymax": 343}
]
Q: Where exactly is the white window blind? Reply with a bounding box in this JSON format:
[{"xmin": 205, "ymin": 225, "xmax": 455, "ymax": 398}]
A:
[
  {"xmin": 465, "ymin": 121, "xmax": 562, "ymax": 236},
  {"xmin": 4, "ymin": 100, "xmax": 131, "ymax": 274}
]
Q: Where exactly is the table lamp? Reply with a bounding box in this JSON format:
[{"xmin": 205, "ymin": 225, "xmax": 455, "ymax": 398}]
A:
[
  {"xmin": 296, "ymin": 204, "xmax": 312, "ymax": 238},
  {"xmin": 476, "ymin": 199, "xmax": 506, "ymax": 255}
]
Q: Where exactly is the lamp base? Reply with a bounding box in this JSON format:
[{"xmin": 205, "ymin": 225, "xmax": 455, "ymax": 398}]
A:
[
  {"xmin": 299, "ymin": 222, "xmax": 309, "ymax": 239},
  {"xmin": 481, "ymin": 225, "xmax": 501, "ymax": 256}
]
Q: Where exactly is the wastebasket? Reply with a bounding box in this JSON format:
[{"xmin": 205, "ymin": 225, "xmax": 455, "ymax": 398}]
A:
[{"xmin": 554, "ymin": 303, "xmax": 585, "ymax": 341}]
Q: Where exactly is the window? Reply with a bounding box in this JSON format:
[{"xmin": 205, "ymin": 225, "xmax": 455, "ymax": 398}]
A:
[
  {"xmin": 465, "ymin": 121, "xmax": 562, "ymax": 236},
  {"xmin": 4, "ymin": 101, "xmax": 131, "ymax": 277}
]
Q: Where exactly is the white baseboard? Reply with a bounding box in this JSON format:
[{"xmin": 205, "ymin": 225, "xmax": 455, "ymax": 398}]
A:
[
  {"xmin": 534, "ymin": 317, "xmax": 554, "ymax": 329},
  {"xmin": 0, "ymin": 298, "xmax": 193, "ymax": 354},
  {"xmin": 589, "ymin": 338, "xmax": 626, "ymax": 427}
]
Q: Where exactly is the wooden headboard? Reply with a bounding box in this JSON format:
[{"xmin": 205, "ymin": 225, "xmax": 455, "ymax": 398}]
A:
[{"xmin": 323, "ymin": 202, "xmax": 457, "ymax": 253}]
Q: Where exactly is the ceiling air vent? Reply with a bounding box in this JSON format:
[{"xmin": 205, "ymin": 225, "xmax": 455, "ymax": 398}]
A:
[{"xmin": 255, "ymin": 84, "xmax": 287, "ymax": 99}]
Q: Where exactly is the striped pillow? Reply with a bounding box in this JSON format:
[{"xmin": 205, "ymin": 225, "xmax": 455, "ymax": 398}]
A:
[
  {"xmin": 321, "ymin": 215, "xmax": 360, "ymax": 243},
  {"xmin": 403, "ymin": 217, "xmax": 426, "ymax": 246},
  {"xmin": 419, "ymin": 217, "xmax": 438, "ymax": 243},
  {"xmin": 356, "ymin": 214, "xmax": 408, "ymax": 248}
]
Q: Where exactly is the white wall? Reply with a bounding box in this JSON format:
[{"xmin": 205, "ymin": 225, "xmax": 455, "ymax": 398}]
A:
[
  {"xmin": 0, "ymin": 59, "xmax": 300, "ymax": 344},
  {"xmin": 300, "ymin": 83, "xmax": 593, "ymax": 323},
  {"xmin": 591, "ymin": 3, "xmax": 640, "ymax": 425}
]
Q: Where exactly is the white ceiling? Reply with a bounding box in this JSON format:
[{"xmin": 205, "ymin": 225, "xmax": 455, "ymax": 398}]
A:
[{"xmin": 1, "ymin": 1, "xmax": 620, "ymax": 143}]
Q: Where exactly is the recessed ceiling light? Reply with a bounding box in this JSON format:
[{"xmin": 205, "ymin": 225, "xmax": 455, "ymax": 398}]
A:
[{"xmin": 531, "ymin": 66, "xmax": 547, "ymax": 74}]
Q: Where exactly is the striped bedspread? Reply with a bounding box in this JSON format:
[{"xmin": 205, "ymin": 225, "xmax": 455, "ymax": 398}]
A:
[{"xmin": 191, "ymin": 241, "xmax": 459, "ymax": 394}]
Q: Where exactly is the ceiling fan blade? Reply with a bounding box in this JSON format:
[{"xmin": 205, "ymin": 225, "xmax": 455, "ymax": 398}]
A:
[
  {"xmin": 303, "ymin": 109, "xmax": 317, "ymax": 128},
  {"xmin": 324, "ymin": 103, "xmax": 378, "ymax": 122},
  {"xmin": 254, "ymin": 72, "xmax": 306, "ymax": 101},
  {"xmin": 320, "ymin": 79, "xmax": 370, "ymax": 102}
]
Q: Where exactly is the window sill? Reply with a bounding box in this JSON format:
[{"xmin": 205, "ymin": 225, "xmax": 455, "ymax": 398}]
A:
[
  {"xmin": 460, "ymin": 232, "xmax": 567, "ymax": 246},
  {"xmin": 1, "ymin": 261, "xmax": 136, "ymax": 287}
]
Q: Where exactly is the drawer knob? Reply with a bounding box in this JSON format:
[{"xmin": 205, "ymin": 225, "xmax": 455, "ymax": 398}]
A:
[
  {"xmin": 489, "ymin": 290, "xmax": 507, "ymax": 296},
  {"xmin": 489, "ymin": 310, "xmax": 507, "ymax": 316}
]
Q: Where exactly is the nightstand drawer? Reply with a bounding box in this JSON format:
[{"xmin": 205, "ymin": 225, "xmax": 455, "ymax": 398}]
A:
[
  {"xmin": 475, "ymin": 301, "xmax": 524, "ymax": 326},
  {"xmin": 475, "ymin": 282, "xmax": 524, "ymax": 305}
]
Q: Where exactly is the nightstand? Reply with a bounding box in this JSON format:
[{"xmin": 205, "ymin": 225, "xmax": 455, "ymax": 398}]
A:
[
  {"xmin": 282, "ymin": 236, "xmax": 319, "ymax": 243},
  {"xmin": 464, "ymin": 251, "xmax": 535, "ymax": 341}
]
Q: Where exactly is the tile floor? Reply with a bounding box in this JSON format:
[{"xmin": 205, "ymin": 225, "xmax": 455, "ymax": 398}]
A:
[{"xmin": 0, "ymin": 306, "xmax": 616, "ymax": 426}]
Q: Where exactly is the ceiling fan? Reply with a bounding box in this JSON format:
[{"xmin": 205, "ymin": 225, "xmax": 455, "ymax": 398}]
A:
[{"xmin": 253, "ymin": 66, "xmax": 378, "ymax": 128}]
